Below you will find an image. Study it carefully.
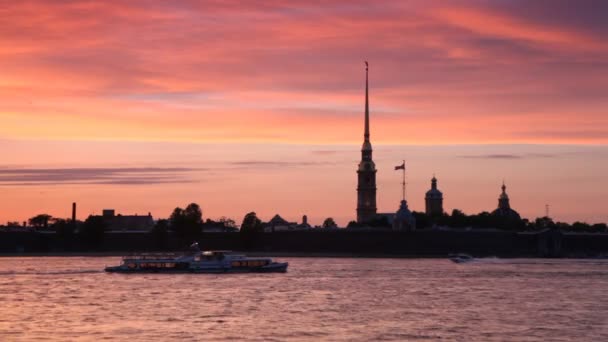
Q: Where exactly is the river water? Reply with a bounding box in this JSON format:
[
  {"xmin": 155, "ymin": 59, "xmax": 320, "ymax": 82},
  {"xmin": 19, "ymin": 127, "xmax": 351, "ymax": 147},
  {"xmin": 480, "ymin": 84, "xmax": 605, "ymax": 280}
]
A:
[{"xmin": 0, "ymin": 257, "xmax": 607, "ymax": 341}]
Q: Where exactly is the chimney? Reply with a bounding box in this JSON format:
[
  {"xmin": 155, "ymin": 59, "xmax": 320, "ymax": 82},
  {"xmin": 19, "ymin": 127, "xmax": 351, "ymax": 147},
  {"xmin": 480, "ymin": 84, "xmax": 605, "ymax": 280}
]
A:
[
  {"xmin": 302, "ymin": 215, "xmax": 308, "ymax": 225},
  {"xmin": 72, "ymin": 202, "xmax": 77, "ymax": 222}
]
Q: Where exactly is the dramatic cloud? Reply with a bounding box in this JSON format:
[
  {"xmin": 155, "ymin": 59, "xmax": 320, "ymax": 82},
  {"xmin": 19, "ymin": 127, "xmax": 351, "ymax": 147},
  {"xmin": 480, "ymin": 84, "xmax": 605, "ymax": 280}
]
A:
[
  {"xmin": 0, "ymin": 167, "xmax": 202, "ymax": 186},
  {"xmin": 229, "ymin": 161, "xmax": 321, "ymax": 168},
  {"xmin": 1, "ymin": 0, "xmax": 607, "ymax": 144},
  {"xmin": 458, "ymin": 153, "xmax": 559, "ymax": 159},
  {"xmin": 311, "ymin": 150, "xmax": 341, "ymax": 155},
  {"xmin": 459, "ymin": 154, "xmax": 523, "ymax": 160}
]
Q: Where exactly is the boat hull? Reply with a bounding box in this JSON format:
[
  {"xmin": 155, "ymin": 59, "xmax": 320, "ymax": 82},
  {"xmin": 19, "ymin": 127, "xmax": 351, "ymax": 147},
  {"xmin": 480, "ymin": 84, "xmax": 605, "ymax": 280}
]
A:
[{"xmin": 105, "ymin": 262, "xmax": 288, "ymax": 274}]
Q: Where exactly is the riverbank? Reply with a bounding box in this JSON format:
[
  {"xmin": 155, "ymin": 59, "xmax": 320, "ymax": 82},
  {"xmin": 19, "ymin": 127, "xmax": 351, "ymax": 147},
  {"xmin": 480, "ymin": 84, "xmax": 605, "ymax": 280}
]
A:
[
  {"xmin": 2, "ymin": 229, "xmax": 607, "ymax": 258},
  {"xmin": 1, "ymin": 251, "xmax": 602, "ymax": 259}
]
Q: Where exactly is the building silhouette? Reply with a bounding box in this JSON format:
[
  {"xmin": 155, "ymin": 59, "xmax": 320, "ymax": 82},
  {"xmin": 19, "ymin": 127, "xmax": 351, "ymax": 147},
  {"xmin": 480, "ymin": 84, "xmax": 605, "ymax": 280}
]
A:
[
  {"xmin": 263, "ymin": 214, "xmax": 312, "ymax": 232},
  {"xmin": 96, "ymin": 209, "xmax": 154, "ymax": 232},
  {"xmin": 425, "ymin": 175, "xmax": 444, "ymax": 216},
  {"xmin": 491, "ymin": 183, "xmax": 521, "ymax": 220},
  {"xmin": 393, "ymin": 200, "xmax": 416, "ymax": 231},
  {"xmin": 357, "ymin": 62, "xmax": 377, "ymax": 223}
]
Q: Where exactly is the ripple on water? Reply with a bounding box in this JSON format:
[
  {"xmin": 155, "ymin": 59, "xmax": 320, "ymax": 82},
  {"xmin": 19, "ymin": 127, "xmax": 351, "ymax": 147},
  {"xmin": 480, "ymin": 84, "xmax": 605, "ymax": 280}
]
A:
[{"xmin": 1, "ymin": 257, "xmax": 608, "ymax": 341}]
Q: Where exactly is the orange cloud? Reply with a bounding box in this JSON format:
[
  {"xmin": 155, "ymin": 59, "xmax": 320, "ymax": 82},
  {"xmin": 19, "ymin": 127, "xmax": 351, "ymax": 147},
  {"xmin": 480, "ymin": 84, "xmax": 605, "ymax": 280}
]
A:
[
  {"xmin": 1, "ymin": 1, "xmax": 607, "ymax": 145},
  {"xmin": 435, "ymin": 6, "xmax": 607, "ymax": 53}
]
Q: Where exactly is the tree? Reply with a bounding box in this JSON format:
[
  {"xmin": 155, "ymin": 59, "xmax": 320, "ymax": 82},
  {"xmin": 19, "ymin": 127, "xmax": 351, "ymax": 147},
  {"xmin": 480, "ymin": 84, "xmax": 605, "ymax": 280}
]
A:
[
  {"xmin": 79, "ymin": 215, "xmax": 107, "ymax": 248},
  {"xmin": 150, "ymin": 219, "xmax": 170, "ymax": 250},
  {"xmin": 346, "ymin": 220, "xmax": 361, "ymax": 228},
  {"xmin": 239, "ymin": 212, "xmax": 262, "ymax": 250},
  {"xmin": 170, "ymin": 207, "xmax": 186, "ymax": 229},
  {"xmin": 322, "ymin": 217, "xmax": 337, "ymax": 229},
  {"xmin": 218, "ymin": 216, "xmax": 237, "ymax": 228},
  {"xmin": 450, "ymin": 209, "xmax": 468, "ymax": 228},
  {"xmin": 28, "ymin": 214, "xmax": 53, "ymax": 229},
  {"xmin": 534, "ymin": 216, "xmax": 555, "ymax": 229},
  {"xmin": 240, "ymin": 212, "xmax": 262, "ymax": 233},
  {"xmin": 591, "ymin": 223, "xmax": 607, "ymax": 232},
  {"xmin": 184, "ymin": 203, "xmax": 203, "ymax": 225},
  {"xmin": 572, "ymin": 221, "xmax": 592, "ymax": 231},
  {"xmin": 52, "ymin": 218, "xmax": 75, "ymax": 236},
  {"xmin": 170, "ymin": 203, "xmax": 203, "ymax": 239}
]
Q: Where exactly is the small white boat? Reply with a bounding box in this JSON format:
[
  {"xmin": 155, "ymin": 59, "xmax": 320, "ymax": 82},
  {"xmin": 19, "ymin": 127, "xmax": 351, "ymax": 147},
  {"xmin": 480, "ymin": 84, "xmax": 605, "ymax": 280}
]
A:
[
  {"xmin": 105, "ymin": 244, "xmax": 288, "ymax": 274},
  {"xmin": 449, "ymin": 253, "xmax": 475, "ymax": 264}
]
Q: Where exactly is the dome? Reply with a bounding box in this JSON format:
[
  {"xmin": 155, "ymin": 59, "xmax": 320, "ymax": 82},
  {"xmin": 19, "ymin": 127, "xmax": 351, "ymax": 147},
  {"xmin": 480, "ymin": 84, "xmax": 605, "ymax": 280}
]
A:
[
  {"xmin": 393, "ymin": 200, "xmax": 416, "ymax": 231},
  {"xmin": 492, "ymin": 207, "xmax": 521, "ymax": 220},
  {"xmin": 426, "ymin": 188, "xmax": 443, "ymax": 198},
  {"xmin": 492, "ymin": 182, "xmax": 520, "ymax": 220}
]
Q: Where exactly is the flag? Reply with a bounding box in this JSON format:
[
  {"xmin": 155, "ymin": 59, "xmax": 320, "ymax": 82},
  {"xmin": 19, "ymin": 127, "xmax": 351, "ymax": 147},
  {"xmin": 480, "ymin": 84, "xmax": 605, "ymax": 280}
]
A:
[{"xmin": 395, "ymin": 162, "xmax": 405, "ymax": 170}]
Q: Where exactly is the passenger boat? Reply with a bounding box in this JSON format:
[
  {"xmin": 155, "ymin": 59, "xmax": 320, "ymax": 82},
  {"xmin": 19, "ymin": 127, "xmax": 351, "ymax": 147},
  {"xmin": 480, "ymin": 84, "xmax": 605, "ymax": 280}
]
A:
[
  {"xmin": 449, "ymin": 253, "xmax": 475, "ymax": 264},
  {"xmin": 105, "ymin": 244, "xmax": 288, "ymax": 274}
]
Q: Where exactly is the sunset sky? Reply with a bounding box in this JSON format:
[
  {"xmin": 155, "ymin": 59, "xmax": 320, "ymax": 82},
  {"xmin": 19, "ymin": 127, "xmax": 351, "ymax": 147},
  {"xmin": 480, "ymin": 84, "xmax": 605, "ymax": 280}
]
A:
[{"xmin": 1, "ymin": 0, "xmax": 607, "ymax": 225}]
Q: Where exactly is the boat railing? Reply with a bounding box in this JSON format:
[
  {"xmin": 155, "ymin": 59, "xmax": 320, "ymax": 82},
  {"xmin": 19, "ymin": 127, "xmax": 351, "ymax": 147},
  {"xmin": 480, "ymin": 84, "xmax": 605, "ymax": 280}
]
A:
[{"xmin": 122, "ymin": 253, "xmax": 182, "ymax": 261}]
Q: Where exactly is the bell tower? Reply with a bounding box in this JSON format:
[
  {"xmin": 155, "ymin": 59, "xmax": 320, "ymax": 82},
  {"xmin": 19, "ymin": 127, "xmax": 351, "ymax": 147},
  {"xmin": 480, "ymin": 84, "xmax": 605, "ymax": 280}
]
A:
[{"xmin": 357, "ymin": 61, "xmax": 377, "ymax": 223}]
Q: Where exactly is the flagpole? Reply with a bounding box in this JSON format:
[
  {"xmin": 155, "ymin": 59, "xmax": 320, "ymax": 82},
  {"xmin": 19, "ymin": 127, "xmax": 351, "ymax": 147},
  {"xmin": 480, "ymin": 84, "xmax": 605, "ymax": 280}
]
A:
[{"xmin": 402, "ymin": 159, "xmax": 406, "ymax": 201}]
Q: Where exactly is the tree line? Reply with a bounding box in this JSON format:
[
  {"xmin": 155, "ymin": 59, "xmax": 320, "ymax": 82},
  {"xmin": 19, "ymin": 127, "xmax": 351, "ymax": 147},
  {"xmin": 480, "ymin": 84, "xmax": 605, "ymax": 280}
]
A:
[
  {"xmin": 4, "ymin": 205, "xmax": 607, "ymax": 236},
  {"xmin": 346, "ymin": 209, "xmax": 608, "ymax": 232}
]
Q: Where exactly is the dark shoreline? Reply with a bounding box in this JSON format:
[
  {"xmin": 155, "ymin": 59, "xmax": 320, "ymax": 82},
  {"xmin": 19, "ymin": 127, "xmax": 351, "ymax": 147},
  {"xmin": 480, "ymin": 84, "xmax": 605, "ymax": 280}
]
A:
[
  {"xmin": 0, "ymin": 252, "xmax": 596, "ymax": 259},
  {"xmin": 0, "ymin": 251, "xmax": 450, "ymax": 258},
  {"xmin": 2, "ymin": 230, "xmax": 607, "ymax": 258}
]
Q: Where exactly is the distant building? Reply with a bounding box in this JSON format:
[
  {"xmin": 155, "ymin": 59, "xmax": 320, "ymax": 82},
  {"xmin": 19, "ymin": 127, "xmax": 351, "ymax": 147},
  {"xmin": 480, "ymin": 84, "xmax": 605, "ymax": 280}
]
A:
[
  {"xmin": 263, "ymin": 214, "xmax": 311, "ymax": 232},
  {"xmin": 98, "ymin": 209, "xmax": 154, "ymax": 232},
  {"xmin": 298, "ymin": 215, "xmax": 312, "ymax": 229},
  {"xmin": 491, "ymin": 183, "xmax": 521, "ymax": 220},
  {"xmin": 357, "ymin": 62, "xmax": 377, "ymax": 223},
  {"xmin": 393, "ymin": 200, "xmax": 416, "ymax": 231},
  {"xmin": 425, "ymin": 176, "xmax": 444, "ymax": 216}
]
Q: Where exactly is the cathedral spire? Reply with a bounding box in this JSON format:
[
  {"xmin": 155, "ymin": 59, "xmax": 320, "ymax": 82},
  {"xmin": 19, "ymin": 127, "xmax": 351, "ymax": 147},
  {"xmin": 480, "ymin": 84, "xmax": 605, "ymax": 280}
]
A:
[
  {"xmin": 356, "ymin": 61, "xmax": 377, "ymax": 223},
  {"xmin": 364, "ymin": 61, "xmax": 370, "ymax": 143}
]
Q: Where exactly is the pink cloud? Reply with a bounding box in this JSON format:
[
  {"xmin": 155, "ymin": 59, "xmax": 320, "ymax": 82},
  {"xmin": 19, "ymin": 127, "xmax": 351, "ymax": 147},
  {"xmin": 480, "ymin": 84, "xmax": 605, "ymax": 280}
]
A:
[{"xmin": 1, "ymin": 0, "xmax": 607, "ymax": 144}]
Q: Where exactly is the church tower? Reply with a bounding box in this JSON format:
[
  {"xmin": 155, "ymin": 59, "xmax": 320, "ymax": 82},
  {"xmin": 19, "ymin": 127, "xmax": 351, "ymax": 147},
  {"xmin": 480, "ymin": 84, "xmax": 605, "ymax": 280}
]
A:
[
  {"xmin": 498, "ymin": 183, "xmax": 510, "ymax": 210},
  {"xmin": 425, "ymin": 176, "xmax": 444, "ymax": 216},
  {"xmin": 357, "ymin": 62, "xmax": 377, "ymax": 223},
  {"xmin": 492, "ymin": 182, "xmax": 521, "ymax": 220}
]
